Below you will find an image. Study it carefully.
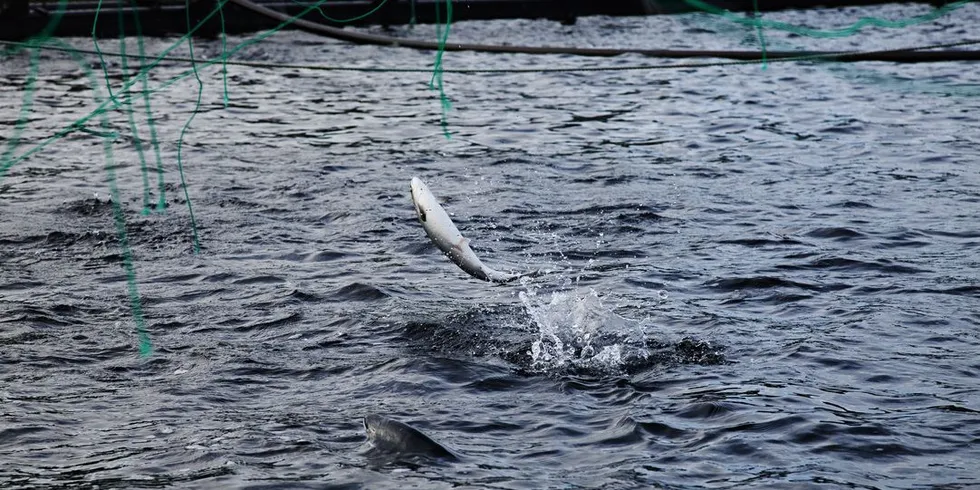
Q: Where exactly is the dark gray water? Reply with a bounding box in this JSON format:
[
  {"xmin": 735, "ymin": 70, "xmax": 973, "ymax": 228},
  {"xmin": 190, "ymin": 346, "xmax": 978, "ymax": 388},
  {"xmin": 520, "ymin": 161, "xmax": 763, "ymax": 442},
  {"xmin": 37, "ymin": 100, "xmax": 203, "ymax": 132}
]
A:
[{"xmin": 2, "ymin": 4, "xmax": 980, "ymax": 488}]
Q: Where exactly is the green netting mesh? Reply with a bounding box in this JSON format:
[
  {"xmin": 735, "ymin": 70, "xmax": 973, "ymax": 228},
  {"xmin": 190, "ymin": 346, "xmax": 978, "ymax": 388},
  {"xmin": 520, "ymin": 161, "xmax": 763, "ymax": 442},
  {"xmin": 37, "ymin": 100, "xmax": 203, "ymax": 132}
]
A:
[{"xmin": 0, "ymin": 0, "xmax": 974, "ymax": 357}]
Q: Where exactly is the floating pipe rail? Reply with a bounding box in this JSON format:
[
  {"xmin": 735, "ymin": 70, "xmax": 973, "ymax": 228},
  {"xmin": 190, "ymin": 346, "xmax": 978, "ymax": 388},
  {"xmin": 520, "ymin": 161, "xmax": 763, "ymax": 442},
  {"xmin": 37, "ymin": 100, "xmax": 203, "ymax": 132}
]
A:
[
  {"xmin": 1, "ymin": 0, "xmax": 977, "ymax": 61},
  {"xmin": 228, "ymin": 0, "xmax": 980, "ymax": 62}
]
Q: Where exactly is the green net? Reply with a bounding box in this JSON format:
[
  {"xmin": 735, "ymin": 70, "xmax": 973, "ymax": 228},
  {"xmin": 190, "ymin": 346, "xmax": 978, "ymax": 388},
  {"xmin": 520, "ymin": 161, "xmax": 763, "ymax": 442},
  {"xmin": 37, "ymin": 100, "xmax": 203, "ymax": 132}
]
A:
[{"xmin": 0, "ymin": 0, "xmax": 974, "ymax": 357}]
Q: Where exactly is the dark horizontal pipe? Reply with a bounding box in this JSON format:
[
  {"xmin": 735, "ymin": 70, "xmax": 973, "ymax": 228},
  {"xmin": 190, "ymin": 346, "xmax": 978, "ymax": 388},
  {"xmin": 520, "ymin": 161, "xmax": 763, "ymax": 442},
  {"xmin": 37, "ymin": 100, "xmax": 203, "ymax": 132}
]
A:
[
  {"xmin": 2, "ymin": 0, "xmax": 976, "ymax": 64},
  {"xmin": 225, "ymin": 0, "xmax": 980, "ymax": 62}
]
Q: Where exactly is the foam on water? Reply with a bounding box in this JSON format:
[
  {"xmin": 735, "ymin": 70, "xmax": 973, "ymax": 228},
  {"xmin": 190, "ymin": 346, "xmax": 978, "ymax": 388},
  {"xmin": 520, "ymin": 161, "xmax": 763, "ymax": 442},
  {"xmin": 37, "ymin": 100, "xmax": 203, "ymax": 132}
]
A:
[{"xmin": 518, "ymin": 286, "xmax": 664, "ymax": 374}]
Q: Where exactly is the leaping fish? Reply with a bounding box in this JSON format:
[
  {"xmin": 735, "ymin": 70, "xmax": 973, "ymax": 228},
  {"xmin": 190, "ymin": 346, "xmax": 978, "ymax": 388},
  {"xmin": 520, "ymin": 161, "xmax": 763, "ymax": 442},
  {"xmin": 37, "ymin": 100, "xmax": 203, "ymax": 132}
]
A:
[{"xmin": 410, "ymin": 176, "xmax": 520, "ymax": 283}]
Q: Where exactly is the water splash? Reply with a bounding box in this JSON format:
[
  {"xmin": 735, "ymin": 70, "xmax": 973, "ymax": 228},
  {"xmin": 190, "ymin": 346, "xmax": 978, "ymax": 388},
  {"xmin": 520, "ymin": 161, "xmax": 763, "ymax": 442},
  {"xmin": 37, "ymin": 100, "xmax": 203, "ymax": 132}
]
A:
[{"xmin": 519, "ymin": 288, "xmax": 662, "ymax": 374}]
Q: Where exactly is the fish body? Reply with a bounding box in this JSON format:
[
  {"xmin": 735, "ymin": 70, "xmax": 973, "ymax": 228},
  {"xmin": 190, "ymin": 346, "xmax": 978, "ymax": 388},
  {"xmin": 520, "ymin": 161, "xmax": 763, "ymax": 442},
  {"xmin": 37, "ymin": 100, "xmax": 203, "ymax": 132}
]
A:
[
  {"xmin": 410, "ymin": 177, "xmax": 518, "ymax": 283},
  {"xmin": 363, "ymin": 413, "xmax": 458, "ymax": 461}
]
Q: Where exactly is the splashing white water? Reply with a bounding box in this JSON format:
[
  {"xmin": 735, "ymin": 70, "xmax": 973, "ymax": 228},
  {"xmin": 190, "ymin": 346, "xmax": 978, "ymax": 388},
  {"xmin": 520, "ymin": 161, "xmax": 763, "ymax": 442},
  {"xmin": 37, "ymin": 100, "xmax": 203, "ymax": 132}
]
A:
[{"xmin": 519, "ymin": 287, "xmax": 659, "ymax": 374}]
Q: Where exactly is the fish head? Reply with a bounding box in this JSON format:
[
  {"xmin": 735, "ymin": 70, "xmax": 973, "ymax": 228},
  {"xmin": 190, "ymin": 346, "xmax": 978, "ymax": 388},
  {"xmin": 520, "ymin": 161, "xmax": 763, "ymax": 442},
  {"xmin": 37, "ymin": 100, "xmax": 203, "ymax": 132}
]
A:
[
  {"xmin": 410, "ymin": 177, "xmax": 429, "ymax": 223},
  {"xmin": 363, "ymin": 414, "xmax": 384, "ymax": 439}
]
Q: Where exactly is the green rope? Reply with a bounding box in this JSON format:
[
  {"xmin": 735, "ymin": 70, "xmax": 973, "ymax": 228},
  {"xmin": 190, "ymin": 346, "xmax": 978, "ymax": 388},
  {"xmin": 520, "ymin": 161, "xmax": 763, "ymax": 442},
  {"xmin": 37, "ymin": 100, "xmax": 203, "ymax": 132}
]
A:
[
  {"xmin": 429, "ymin": 0, "xmax": 452, "ymax": 138},
  {"xmin": 0, "ymin": 0, "xmax": 353, "ymax": 357},
  {"xmin": 0, "ymin": 0, "xmax": 69, "ymax": 57},
  {"xmin": 220, "ymin": 0, "xmax": 230, "ymax": 107},
  {"xmin": 126, "ymin": 0, "xmax": 169, "ymax": 213},
  {"xmin": 51, "ymin": 37, "xmax": 154, "ymax": 357},
  {"xmin": 117, "ymin": 1, "xmax": 154, "ymax": 215},
  {"xmin": 1, "ymin": 0, "xmax": 976, "ymax": 358},
  {"xmin": 178, "ymin": 0, "xmax": 204, "ymax": 254},
  {"xmin": 0, "ymin": 2, "xmax": 234, "ymax": 174},
  {"xmin": 92, "ymin": 0, "xmax": 120, "ymax": 107},
  {"xmin": 292, "ymin": 0, "xmax": 393, "ymax": 23},
  {"xmin": 0, "ymin": 0, "xmax": 261, "ymax": 357}
]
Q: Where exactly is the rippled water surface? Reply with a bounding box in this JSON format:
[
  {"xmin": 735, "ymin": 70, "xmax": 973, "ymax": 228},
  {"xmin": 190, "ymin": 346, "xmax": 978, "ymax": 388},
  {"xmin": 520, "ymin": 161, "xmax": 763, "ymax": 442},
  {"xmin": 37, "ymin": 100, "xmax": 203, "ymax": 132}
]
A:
[{"xmin": 2, "ymin": 5, "xmax": 980, "ymax": 488}]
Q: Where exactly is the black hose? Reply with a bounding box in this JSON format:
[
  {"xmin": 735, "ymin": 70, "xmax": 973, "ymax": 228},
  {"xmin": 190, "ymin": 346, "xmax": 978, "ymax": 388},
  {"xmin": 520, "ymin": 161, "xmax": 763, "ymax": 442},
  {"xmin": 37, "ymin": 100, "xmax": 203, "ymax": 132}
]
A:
[{"xmin": 228, "ymin": 0, "xmax": 980, "ymax": 62}]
